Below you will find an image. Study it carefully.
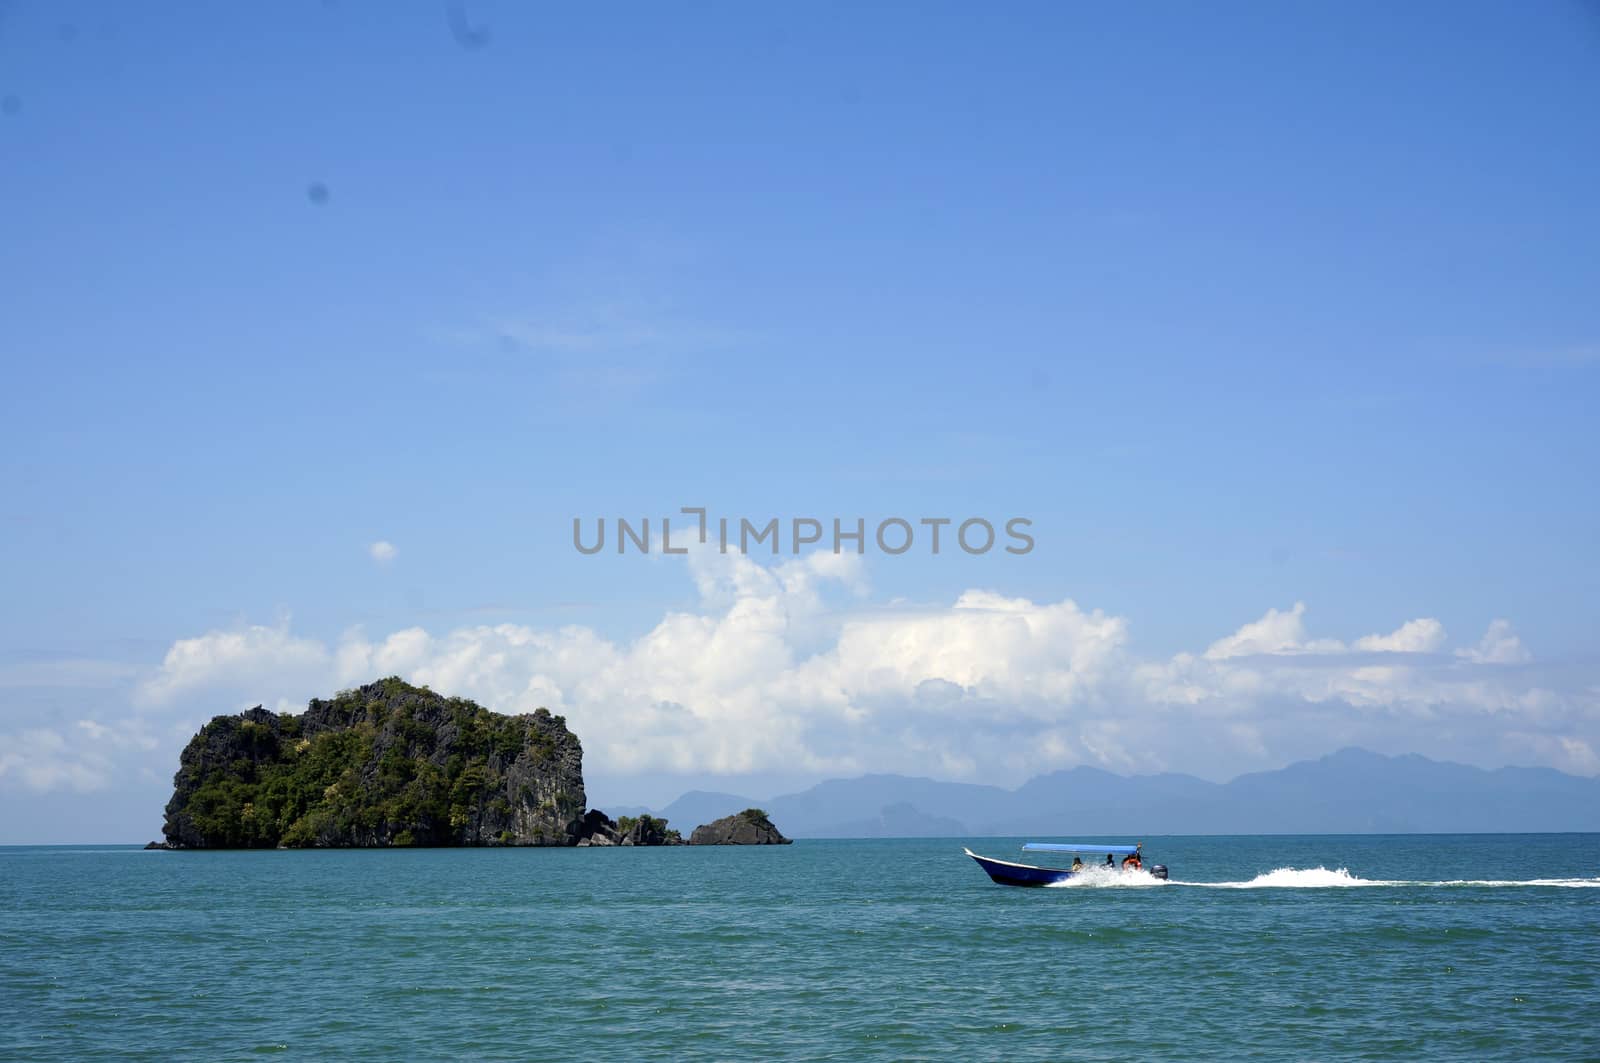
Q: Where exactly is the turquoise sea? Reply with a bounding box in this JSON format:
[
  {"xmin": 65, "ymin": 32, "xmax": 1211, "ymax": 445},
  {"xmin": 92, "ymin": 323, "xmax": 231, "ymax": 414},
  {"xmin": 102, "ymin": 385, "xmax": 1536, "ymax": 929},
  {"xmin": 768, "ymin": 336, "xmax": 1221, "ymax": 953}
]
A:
[{"xmin": 3, "ymin": 835, "xmax": 1598, "ymax": 1060}]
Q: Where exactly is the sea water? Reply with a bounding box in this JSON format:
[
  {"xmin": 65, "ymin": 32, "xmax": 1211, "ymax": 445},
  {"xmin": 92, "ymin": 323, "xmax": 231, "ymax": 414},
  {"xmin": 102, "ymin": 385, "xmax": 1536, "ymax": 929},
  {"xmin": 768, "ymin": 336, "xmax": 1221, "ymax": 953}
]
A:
[{"xmin": 2, "ymin": 834, "xmax": 1597, "ymax": 1060}]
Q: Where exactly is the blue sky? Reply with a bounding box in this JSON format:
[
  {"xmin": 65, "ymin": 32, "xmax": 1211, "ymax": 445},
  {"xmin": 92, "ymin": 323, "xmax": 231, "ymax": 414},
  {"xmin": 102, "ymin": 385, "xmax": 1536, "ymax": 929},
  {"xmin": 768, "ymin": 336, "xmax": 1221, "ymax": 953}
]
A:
[{"xmin": 2, "ymin": 2, "xmax": 1598, "ymax": 841}]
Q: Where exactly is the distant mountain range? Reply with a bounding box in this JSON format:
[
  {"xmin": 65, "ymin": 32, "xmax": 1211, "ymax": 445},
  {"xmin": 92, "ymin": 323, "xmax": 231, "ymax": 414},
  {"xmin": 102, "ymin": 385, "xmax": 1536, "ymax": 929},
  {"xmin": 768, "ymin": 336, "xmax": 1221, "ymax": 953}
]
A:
[{"xmin": 614, "ymin": 749, "xmax": 1600, "ymax": 837}]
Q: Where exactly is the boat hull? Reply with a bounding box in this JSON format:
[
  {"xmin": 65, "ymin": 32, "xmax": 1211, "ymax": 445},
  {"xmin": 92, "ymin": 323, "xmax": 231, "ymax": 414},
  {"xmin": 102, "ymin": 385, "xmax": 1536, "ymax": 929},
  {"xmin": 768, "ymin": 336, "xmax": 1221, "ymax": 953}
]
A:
[{"xmin": 964, "ymin": 847, "xmax": 1076, "ymax": 887}]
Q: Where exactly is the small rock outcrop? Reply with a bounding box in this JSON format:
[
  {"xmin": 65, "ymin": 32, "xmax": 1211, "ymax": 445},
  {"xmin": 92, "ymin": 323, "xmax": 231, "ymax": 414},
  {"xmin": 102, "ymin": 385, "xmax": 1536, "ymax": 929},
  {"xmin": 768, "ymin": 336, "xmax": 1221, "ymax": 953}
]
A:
[
  {"xmin": 619, "ymin": 814, "xmax": 683, "ymax": 846},
  {"xmin": 577, "ymin": 811, "xmax": 683, "ymax": 846},
  {"xmin": 688, "ymin": 808, "xmax": 792, "ymax": 845},
  {"xmin": 161, "ymin": 678, "xmax": 586, "ymax": 848},
  {"xmin": 576, "ymin": 809, "xmax": 622, "ymax": 846}
]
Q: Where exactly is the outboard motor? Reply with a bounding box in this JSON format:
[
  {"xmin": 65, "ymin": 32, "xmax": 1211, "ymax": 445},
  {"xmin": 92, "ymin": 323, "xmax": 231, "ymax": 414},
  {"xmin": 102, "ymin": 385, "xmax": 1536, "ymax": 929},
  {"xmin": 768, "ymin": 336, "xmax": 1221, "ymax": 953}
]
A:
[{"xmin": 1148, "ymin": 864, "xmax": 1169, "ymax": 881}]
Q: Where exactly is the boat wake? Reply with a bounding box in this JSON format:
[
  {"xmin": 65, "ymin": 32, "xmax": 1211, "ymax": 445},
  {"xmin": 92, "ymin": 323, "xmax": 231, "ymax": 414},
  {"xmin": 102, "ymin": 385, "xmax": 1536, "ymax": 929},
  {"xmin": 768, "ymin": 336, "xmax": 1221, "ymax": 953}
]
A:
[{"xmin": 1170, "ymin": 867, "xmax": 1600, "ymax": 889}]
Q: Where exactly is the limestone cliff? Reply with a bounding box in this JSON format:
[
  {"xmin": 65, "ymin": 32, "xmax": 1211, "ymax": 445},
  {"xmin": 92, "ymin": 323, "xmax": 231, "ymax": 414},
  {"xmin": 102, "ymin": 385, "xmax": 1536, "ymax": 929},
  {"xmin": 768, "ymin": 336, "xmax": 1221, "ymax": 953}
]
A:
[{"xmin": 161, "ymin": 678, "xmax": 586, "ymax": 848}]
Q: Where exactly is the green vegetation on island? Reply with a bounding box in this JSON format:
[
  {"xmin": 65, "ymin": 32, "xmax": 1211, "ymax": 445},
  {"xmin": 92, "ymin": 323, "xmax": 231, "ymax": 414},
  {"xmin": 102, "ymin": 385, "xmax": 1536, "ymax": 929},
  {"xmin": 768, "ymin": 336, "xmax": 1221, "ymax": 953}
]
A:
[
  {"xmin": 616, "ymin": 814, "xmax": 683, "ymax": 846},
  {"xmin": 157, "ymin": 676, "xmax": 795, "ymax": 849},
  {"xmin": 162, "ymin": 678, "xmax": 586, "ymax": 848}
]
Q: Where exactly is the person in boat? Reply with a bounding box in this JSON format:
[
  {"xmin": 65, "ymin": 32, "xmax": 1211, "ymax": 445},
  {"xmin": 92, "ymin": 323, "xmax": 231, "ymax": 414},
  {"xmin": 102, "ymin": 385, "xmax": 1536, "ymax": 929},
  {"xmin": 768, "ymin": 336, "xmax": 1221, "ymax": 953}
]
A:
[
  {"xmin": 1104, "ymin": 854, "xmax": 1115, "ymax": 868},
  {"xmin": 1121, "ymin": 852, "xmax": 1142, "ymax": 871},
  {"xmin": 1070, "ymin": 856, "xmax": 1084, "ymax": 872}
]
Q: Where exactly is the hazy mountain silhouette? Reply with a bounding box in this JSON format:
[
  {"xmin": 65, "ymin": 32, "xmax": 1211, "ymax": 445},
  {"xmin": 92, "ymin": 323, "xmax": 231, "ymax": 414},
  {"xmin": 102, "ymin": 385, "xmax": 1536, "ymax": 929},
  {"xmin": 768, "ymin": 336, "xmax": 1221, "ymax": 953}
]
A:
[{"xmin": 648, "ymin": 749, "xmax": 1600, "ymax": 836}]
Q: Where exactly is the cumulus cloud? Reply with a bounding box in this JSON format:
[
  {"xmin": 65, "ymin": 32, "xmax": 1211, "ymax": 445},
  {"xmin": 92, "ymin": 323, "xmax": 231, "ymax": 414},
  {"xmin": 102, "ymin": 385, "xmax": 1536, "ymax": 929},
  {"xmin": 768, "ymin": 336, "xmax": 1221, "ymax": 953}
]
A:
[
  {"xmin": 1353, "ymin": 618, "xmax": 1448, "ymax": 654},
  {"xmin": 136, "ymin": 619, "xmax": 332, "ymax": 707},
  {"xmin": 1204, "ymin": 602, "xmax": 1341, "ymax": 659},
  {"xmin": 1205, "ymin": 605, "xmax": 1447, "ymax": 659},
  {"xmin": 1457, "ymin": 618, "xmax": 1533, "ymax": 664},
  {"xmin": 368, "ymin": 540, "xmax": 398, "ymax": 564},
  {"xmin": 118, "ymin": 555, "xmax": 1599, "ymax": 790}
]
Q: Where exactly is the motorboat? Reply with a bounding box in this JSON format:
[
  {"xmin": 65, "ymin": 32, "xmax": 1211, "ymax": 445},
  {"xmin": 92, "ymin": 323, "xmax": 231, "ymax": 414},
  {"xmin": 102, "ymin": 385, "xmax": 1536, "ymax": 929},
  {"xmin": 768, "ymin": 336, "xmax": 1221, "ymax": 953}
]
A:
[{"xmin": 964, "ymin": 842, "xmax": 1168, "ymax": 886}]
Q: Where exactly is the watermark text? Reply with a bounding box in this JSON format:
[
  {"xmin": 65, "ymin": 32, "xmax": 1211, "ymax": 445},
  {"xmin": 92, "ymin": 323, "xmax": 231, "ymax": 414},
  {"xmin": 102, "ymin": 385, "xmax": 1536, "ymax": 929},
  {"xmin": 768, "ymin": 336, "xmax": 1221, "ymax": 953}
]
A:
[{"xmin": 573, "ymin": 507, "xmax": 1034, "ymax": 556}]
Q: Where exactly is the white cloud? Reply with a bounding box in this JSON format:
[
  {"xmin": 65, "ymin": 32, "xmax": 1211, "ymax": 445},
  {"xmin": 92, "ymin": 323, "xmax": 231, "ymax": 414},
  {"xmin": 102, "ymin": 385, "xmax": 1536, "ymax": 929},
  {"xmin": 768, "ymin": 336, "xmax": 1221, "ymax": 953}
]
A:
[
  {"xmin": 368, "ymin": 540, "xmax": 398, "ymax": 564},
  {"xmin": 821, "ymin": 589, "xmax": 1125, "ymax": 714},
  {"xmin": 1205, "ymin": 607, "xmax": 1449, "ymax": 659},
  {"xmin": 1456, "ymin": 618, "xmax": 1533, "ymax": 664},
  {"xmin": 1204, "ymin": 602, "xmax": 1345, "ymax": 659},
  {"xmin": 136, "ymin": 619, "xmax": 332, "ymax": 707},
  {"xmin": 1353, "ymin": 618, "xmax": 1447, "ymax": 654},
  {"xmin": 0, "ymin": 720, "xmax": 160, "ymax": 794},
  {"xmin": 75, "ymin": 719, "xmax": 158, "ymax": 752},
  {"xmin": 0, "ymin": 729, "xmax": 110, "ymax": 792},
  {"xmin": 0, "ymin": 716, "xmax": 165, "ymax": 794},
  {"xmin": 103, "ymin": 561, "xmax": 1599, "ymax": 793}
]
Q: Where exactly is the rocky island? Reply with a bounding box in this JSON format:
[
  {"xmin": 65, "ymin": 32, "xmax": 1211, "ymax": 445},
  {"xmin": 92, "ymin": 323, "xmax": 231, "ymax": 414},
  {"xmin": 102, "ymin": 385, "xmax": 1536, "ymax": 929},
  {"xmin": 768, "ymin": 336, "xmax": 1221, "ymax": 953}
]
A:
[
  {"xmin": 689, "ymin": 809, "xmax": 792, "ymax": 845},
  {"xmin": 155, "ymin": 677, "xmax": 789, "ymax": 849}
]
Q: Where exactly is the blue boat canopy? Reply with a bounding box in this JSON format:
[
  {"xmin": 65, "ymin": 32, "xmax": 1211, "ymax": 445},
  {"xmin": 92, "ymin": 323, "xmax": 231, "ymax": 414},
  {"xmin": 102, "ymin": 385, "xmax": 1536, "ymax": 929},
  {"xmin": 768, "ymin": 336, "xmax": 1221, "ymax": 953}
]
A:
[{"xmin": 1022, "ymin": 842, "xmax": 1141, "ymax": 855}]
